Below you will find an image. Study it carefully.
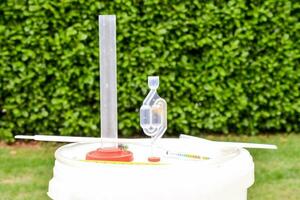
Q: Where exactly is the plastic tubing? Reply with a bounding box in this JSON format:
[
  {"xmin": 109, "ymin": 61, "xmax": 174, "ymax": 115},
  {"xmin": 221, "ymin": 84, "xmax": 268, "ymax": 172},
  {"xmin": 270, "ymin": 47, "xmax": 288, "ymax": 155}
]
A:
[{"xmin": 140, "ymin": 76, "xmax": 167, "ymax": 145}]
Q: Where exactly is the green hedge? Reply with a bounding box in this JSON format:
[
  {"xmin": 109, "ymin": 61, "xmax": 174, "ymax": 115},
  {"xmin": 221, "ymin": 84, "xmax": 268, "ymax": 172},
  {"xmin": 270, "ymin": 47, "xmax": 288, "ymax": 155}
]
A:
[{"xmin": 1, "ymin": 0, "xmax": 300, "ymax": 141}]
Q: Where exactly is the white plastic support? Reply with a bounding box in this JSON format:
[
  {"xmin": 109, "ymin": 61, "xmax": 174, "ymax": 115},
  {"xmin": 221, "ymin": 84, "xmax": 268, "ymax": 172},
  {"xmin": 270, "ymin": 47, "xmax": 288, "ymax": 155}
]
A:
[{"xmin": 179, "ymin": 134, "xmax": 278, "ymax": 149}]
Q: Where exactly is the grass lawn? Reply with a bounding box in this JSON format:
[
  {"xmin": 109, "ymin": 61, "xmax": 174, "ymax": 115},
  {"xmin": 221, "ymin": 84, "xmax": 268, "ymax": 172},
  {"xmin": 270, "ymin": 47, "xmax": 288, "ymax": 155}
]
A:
[{"xmin": 0, "ymin": 134, "xmax": 299, "ymax": 200}]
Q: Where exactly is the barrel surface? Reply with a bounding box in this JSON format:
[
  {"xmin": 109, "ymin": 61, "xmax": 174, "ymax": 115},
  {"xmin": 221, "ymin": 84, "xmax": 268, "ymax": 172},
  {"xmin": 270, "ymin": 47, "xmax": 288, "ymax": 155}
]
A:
[{"xmin": 48, "ymin": 139, "xmax": 254, "ymax": 200}]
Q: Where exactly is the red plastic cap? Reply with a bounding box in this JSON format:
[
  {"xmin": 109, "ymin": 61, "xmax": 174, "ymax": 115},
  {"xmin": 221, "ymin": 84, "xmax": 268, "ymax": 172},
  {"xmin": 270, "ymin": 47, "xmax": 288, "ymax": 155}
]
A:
[
  {"xmin": 86, "ymin": 147, "xmax": 133, "ymax": 162},
  {"xmin": 148, "ymin": 156, "xmax": 161, "ymax": 162}
]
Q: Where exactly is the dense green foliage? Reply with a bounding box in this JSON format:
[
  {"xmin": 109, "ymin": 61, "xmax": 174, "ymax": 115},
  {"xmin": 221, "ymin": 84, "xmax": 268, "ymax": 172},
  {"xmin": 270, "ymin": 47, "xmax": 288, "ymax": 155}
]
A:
[{"xmin": 0, "ymin": 0, "xmax": 299, "ymax": 141}]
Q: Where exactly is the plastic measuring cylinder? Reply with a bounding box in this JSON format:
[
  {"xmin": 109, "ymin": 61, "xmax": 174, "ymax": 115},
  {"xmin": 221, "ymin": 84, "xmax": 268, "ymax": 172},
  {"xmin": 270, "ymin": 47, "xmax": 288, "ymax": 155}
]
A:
[
  {"xmin": 140, "ymin": 76, "xmax": 167, "ymax": 144},
  {"xmin": 85, "ymin": 15, "xmax": 133, "ymax": 162},
  {"xmin": 99, "ymin": 15, "xmax": 118, "ymax": 145}
]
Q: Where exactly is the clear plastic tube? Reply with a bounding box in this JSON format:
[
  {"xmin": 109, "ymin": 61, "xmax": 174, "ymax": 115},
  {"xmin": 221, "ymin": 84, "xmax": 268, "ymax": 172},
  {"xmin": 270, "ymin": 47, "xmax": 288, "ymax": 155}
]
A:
[
  {"xmin": 99, "ymin": 15, "xmax": 118, "ymax": 147},
  {"xmin": 140, "ymin": 76, "xmax": 167, "ymax": 144}
]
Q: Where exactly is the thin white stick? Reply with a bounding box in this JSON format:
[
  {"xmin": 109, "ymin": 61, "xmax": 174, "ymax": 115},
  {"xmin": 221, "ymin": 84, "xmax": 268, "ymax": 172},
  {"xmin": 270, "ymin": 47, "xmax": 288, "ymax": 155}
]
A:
[
  {"xmin": 179, "ymin": 134, "xmax": 277, "ymax": 150},
  {"xmin": 15, "ymin": 135, "xmax": 149, "ymax": 144},
  {"xmin": 15, "ymin": 134, "xmax": 277, "ymax": 150}
]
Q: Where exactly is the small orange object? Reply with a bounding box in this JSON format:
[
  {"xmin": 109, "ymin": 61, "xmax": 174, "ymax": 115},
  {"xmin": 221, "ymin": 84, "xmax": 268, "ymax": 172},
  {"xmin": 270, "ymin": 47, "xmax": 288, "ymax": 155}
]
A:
[{"xmin": 148, "ymin": 156, "xmax": 161, "ymax": 162}]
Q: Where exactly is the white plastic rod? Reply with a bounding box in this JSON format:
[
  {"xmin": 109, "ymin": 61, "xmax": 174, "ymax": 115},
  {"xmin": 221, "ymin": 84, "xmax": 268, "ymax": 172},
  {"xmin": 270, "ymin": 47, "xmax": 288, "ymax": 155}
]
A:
[
  {"xmin": 180, "ymin": 134, "xmax": 277, "ymax": 150},
  {"xmin": 99, "ymin": 15, "xmax": 118, "ymax": 142},
  {"xmin": 15, "ymin": 135, "xmax": 149, "ymax": 144}
]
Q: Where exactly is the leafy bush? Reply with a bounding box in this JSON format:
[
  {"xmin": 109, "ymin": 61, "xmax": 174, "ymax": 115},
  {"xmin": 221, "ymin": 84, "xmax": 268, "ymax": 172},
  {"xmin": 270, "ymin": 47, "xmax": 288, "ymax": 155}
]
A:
[
  {"xmin": 0, "ymin": 0, "xmax": 299, "ymax": 141},
  {"xmin": 0, "ymin": 128, "xmax": 13, "ymax": 143}
]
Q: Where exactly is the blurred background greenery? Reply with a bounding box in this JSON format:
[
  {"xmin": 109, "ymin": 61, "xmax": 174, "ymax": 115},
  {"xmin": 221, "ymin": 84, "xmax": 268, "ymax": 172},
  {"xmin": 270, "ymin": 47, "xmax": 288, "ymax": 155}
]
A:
[
  {"xmin": 0, "ymin": 1, "xmax": 299, "ymax": 199},
  {"xmin": 0, "ymin": 0, "xmax": 300, "ymax": 142}
]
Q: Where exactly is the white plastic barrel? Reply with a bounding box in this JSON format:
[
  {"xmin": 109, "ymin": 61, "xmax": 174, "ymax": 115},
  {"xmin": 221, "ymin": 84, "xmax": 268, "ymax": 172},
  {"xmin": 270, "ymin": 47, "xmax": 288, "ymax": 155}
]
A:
[{"xmin": 48, "ymin": 138, "xmax": 254, "ymax": 200}]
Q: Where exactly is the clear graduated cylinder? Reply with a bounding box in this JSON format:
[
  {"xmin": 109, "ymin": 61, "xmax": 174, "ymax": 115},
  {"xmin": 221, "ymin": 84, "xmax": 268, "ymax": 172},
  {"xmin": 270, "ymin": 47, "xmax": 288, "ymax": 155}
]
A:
[
  {"xmin": 140, "ymin": 76, "xmax": 167, "ymax": 144},
  {"xmin": 99, "ymin": 15, "xmax": 118, "ymax": 145}
]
